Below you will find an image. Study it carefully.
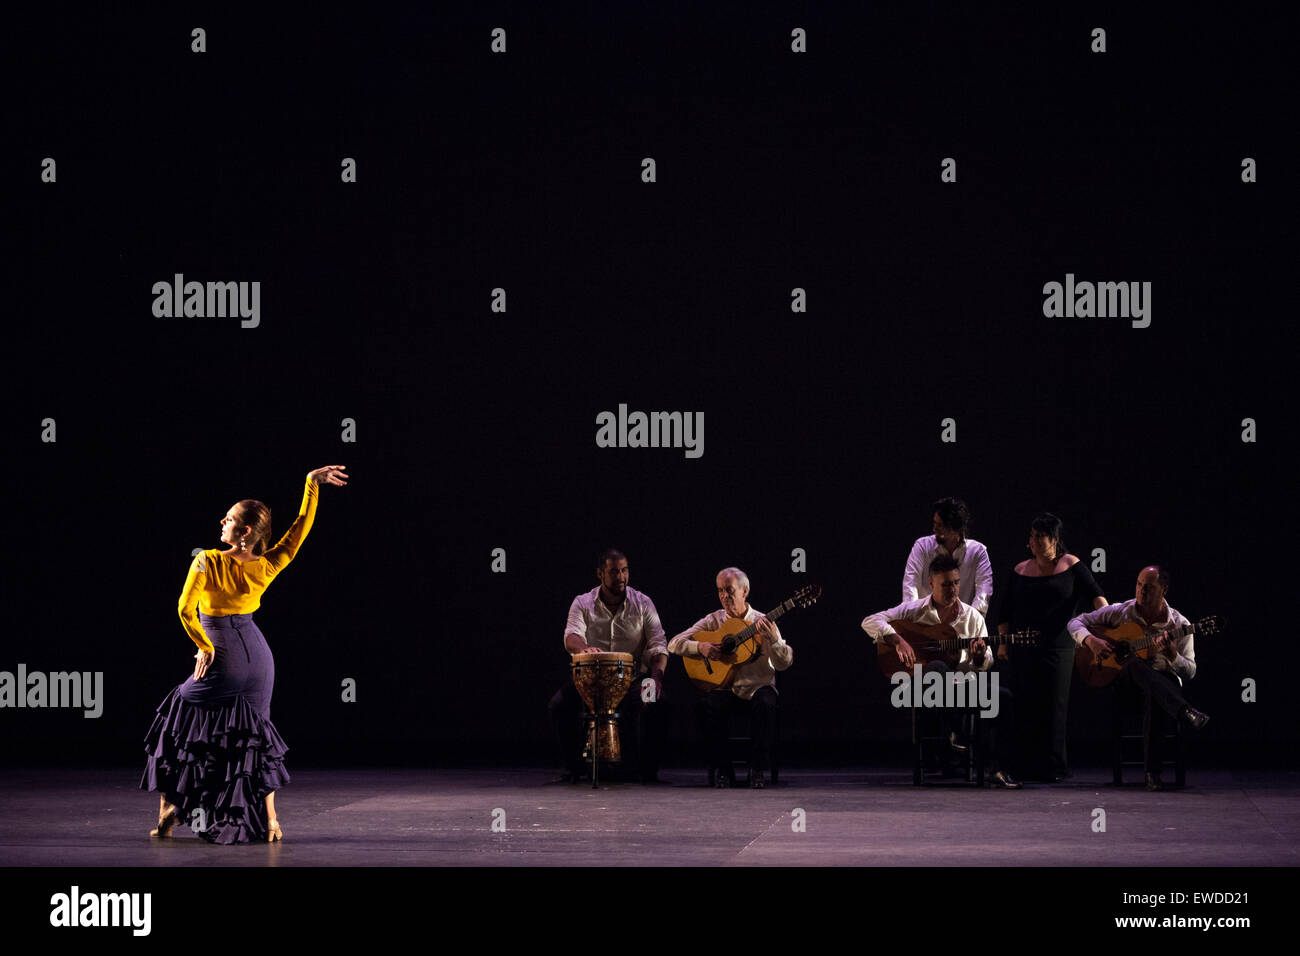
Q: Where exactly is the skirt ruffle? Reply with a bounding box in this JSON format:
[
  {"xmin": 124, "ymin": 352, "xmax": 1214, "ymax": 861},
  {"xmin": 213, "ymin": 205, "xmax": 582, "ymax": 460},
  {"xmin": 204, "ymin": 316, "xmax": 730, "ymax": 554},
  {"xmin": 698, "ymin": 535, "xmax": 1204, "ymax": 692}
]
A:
[{"xmin": 140, "ymin": 685, "xmax": 290, "ymax": 845}]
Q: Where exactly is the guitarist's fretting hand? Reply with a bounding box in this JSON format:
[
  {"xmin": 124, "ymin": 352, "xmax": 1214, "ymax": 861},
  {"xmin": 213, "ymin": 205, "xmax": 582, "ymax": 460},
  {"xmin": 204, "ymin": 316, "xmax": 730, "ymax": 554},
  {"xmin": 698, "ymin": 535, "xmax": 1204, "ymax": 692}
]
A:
[
  {"xmin": 1153, "ymin": 632, "xmax": 1179, "ymax": 660},
  {"xmin": 967, "ymin": 637, "xmax": 988, "ymax": 669}
]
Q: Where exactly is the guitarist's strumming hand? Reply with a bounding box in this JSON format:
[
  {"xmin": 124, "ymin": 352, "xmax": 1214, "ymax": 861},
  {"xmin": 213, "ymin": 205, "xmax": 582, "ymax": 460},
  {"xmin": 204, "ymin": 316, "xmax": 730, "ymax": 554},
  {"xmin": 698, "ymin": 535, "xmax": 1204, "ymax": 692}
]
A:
[
  {"xmin": 886, "ymin": 632, "xmax": 916, "ymax": 668},
  {"xmin": 696, "ymin": 642, "xmax": 723, "ymax": 661},
  {"xmin": 1082, "ymin": 634, "xmax": 1112, "ymax": 660}
]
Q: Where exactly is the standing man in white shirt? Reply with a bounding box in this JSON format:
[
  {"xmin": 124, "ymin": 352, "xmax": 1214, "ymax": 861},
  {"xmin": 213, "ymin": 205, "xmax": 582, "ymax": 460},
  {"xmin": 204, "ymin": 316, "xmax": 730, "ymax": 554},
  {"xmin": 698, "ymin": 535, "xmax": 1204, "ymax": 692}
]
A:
[
  {"xmin": 669, "ymin": 567, "xmax": 793, "ymax": 789},
  {"xmin": 865, "ymin": 554, "xmax": 1021, "ymax": 789},
  {"xmin": 902, "ymin": 497, "xmax": 993, "ymax": 617},
  {"xmin": 548, "ymin": 550, "xmax": 670, "ymax": 783},
  {"xmin": 1068, "ymin": 565, "xmax": 1209, "ymax": 791}
]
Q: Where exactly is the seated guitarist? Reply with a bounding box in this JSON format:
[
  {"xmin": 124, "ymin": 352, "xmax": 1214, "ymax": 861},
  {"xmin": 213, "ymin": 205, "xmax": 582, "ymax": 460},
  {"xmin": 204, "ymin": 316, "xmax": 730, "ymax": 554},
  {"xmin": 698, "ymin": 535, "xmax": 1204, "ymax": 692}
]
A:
[
  {"xmin": 668, "ymin": 567, "xmax": 792, "ymax": 789},
  {"xmin": 863, "ymin": 554, "xmax": 1021, "ymax": 789},
  {"xmin": 1068, "ymin": 565, "xmax": 1209, "ymax": 791}
]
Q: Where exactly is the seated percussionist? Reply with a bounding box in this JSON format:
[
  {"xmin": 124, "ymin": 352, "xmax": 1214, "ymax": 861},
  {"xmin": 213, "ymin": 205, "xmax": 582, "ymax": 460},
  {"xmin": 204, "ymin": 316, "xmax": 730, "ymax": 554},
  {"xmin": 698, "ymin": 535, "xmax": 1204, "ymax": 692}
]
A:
[
  {"xmin": 547, "ymin": 549, "xmax": 669, "ymax": 783},
  {"xmin": 669, "ymin": 567, "xmax": 792, "ymax": 789}
]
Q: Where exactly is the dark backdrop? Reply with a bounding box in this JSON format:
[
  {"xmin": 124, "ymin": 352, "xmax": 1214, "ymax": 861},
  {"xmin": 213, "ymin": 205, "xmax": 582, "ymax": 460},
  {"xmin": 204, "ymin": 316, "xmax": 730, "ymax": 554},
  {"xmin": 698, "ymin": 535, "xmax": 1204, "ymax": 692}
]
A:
[{"xmin": 7, "ymin": 3, "xmax": 1291, "ymax": 766}]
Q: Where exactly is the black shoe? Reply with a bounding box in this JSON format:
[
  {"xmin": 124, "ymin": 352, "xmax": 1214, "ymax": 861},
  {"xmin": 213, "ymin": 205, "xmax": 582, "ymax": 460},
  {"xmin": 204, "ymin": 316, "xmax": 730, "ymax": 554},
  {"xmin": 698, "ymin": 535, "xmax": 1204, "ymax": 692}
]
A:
[
  {"xmin": 1145, "ymin": 772, "xmax": 1164, "ymax": 792},
  {"xmin": 749, "ymin": 770, "xmax": 766, "ymax": 789},
  {"xmin": 1180, "ymin": 706, "xmax": 1210, "ymax": 731},
  {"xmin": 948, "ymin": 731, "xmax": 970, "ymax": 753},
  {"xmin": 990, "ymin": 770, "xmax": 1022, "ymax": 790}
]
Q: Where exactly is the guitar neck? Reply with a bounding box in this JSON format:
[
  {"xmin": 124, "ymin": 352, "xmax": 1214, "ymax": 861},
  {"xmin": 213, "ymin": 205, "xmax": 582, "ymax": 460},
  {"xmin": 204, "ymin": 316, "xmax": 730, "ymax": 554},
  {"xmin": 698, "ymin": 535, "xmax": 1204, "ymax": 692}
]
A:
[
  {"xmin": 765, "ymin": 599, "xmax": 794, "ymax": 624},
  {"xmin": 732, "ymin": 600, "xmax": 793, "ymax": 642},
  {"xmin": 893, "ymin": 622, "xmax": 1034, "ymax": 652},
  {"xmin": 1121, "ymin": 620, "xmax": 1199, "ymax": 653},
  {"xmin": 947, "ymin": 631, "xmax": 1030, "ymax": 650}
]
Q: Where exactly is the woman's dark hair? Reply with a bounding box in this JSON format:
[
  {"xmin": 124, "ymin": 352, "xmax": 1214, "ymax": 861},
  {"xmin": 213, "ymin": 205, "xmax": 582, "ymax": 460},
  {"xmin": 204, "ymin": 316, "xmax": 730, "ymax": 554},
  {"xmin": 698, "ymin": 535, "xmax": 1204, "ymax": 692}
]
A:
[
  {"xmin": 232, "ymin": 499, "xmax": 273, "ymax": 556},
  {"xmin": 931, "ymin": 497, "xmax": 971, "ymax": 536},
  {"xmin": 1030, "ymin": 512, "xmax": 1066, "ymax": 557}
]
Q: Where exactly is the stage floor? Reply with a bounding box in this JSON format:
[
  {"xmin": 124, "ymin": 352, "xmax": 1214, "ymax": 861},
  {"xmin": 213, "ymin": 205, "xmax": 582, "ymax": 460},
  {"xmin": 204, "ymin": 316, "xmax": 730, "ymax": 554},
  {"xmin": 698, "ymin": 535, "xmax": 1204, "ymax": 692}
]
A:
[{"xmin": 2, "ymin": 767, "xmax": 1296, "ymax": 867}]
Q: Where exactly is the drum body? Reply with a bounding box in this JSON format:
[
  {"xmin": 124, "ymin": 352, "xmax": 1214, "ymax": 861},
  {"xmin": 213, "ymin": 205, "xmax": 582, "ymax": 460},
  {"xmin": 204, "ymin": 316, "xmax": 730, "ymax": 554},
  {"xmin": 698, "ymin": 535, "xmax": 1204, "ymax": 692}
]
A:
[{"xmin": 570, "ymin": 652, "xmax": 637, "ymax": 764}]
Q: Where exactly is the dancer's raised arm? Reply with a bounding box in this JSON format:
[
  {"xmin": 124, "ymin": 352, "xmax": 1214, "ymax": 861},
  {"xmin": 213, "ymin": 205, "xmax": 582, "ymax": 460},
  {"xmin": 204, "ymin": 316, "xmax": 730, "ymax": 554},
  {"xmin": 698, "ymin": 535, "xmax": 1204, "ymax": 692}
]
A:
[{"xmin": 264, "ymin": 465, "xmax": 348, "ymax": 573}]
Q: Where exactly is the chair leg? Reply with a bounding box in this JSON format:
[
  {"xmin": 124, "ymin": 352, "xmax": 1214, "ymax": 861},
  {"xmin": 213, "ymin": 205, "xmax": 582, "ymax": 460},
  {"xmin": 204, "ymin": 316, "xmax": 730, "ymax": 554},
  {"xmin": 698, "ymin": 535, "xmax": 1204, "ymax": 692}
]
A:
[
  {"xmin": 1111, "ymin": 695, "xmax": 1124, "ymax": 786},
  {"xmin": 965, "ymin": 712, "xmax": 975, "ymax": 784},
  {"xmin": 771, "ymin": 707, "xmax": 780, "ymax": 785},
  {"xmin": 912, "ymin": 702, "xmax": 923, "ymax": 786},
  {"xmin": 1174, "ymin": 722, "xmax": 1187, "ymax": 789}
]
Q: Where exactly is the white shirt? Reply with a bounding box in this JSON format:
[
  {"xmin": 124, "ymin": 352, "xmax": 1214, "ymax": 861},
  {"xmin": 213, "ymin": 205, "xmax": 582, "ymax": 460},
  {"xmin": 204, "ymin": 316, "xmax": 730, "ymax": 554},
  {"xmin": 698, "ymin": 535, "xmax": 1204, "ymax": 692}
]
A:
[
  {"xmin": 861, "ymin": 595, "xmax": 992, "ymax": 671},
  {"xmin": 669, "ymin": 605, "xmax": 792, "ymax": 700},
  {"xmin": 903, "ymin": 536, "xmax": 993, "ymax": 616},
  {"xmin": 1068, "ymin": 598, "xmax": 1196, "ymax": 682},
  {"xmin": 564, "ymin": 586, "xmax": 668, "ymax": 675}
]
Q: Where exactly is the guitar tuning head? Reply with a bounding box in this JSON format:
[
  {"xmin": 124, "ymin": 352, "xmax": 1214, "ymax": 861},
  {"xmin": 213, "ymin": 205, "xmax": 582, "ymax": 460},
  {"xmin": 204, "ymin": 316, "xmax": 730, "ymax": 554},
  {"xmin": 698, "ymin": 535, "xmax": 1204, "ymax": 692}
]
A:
[{"xmin": 796, "ymin": 584, "xmax": 823, "ymax": 607}]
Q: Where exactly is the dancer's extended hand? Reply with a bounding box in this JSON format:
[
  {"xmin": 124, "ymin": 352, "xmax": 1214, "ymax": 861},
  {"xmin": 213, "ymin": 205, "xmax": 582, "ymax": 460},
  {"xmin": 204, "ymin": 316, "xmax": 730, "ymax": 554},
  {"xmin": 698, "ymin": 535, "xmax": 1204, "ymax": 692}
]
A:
[
  {"xmin": 307, "ymin": 465, "xmax": 349, "ymax": 487},
  {"xmin": 194, "ymin": 648, "xmax": 214, "ymax": 681}
]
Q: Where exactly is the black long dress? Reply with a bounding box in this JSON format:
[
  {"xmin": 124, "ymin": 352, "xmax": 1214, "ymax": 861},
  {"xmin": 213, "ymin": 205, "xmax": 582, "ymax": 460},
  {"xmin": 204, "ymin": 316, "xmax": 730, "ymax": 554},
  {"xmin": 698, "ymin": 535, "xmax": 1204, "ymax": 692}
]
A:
[{"xmin": 996, "ymin": 562, "xmax": 1104, "ymax": 779}]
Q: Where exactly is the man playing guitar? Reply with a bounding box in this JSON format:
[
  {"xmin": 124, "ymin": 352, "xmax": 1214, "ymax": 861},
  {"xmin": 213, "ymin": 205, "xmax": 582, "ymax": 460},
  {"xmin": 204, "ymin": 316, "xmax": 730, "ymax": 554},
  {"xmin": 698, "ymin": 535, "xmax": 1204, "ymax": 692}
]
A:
[
  {"xmin": 1069, "ymin": 565, "xmax": 1210, "ymax": 790},
  {"xmin": 669, "ymin": 567, "xmax": 792, "ymax": 789},
  {"xmin": 863, "ymin": 555, "xmax": 1021, "ymax": 789}
]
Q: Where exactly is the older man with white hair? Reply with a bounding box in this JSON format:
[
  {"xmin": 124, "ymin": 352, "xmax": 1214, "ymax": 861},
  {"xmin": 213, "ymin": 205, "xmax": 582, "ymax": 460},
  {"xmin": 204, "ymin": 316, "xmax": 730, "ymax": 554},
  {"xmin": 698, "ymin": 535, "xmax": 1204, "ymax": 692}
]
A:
[{"xmin": 669, "ymin": 567, "xmax": 793, "ymax": 788}]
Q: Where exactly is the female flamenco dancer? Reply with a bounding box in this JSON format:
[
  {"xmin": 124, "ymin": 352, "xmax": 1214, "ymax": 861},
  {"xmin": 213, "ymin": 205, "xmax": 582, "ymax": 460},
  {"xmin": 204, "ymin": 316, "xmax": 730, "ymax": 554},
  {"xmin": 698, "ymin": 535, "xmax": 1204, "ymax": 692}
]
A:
[
  {"xmin": 141, "ymin": 464, "xmax": 348, "ymax": 843},
  {"xmin": 995, "ymin": 512, "xmax": 1108, "ymax": 782}
]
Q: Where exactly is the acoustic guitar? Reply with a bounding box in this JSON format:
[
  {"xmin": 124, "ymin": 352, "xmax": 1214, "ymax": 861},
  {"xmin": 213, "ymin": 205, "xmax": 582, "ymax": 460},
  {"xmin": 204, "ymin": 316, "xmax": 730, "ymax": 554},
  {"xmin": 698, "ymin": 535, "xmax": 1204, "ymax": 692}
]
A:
[
  {"xmin": 1074, "ymin": 615, "xmax": 1221, "ymax": 688},
  {"xmin": 682, "ymin": 584, "xmax": 822, "ymax": 691},
  {"xmin": 876, "ymin": 619, "xmax": 1039, "ymax": 679}
]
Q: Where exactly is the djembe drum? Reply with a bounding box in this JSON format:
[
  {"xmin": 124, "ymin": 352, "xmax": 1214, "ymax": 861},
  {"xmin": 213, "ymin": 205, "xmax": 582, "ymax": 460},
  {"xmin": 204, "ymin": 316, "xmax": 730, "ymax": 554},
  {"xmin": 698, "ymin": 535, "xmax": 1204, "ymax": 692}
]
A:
[{"xmin": 570, "ymin": 651, "xmax": 637, "ymax": 787}]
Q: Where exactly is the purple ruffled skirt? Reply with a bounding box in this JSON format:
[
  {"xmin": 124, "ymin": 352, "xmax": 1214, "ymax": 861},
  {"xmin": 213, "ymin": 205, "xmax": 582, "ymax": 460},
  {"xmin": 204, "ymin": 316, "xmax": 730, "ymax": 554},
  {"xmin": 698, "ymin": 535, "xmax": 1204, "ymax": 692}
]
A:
[{"xmin": 140, "ymin": 612, "xmax": 289, "ymax": 844}]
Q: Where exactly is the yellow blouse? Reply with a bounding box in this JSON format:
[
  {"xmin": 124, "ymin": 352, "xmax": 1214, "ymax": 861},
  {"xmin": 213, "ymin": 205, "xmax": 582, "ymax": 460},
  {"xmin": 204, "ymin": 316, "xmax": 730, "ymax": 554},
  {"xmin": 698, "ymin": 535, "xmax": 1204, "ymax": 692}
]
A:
[{"xmin": 177, "ymin": 477, "xmax": 320, "ymax": 651}]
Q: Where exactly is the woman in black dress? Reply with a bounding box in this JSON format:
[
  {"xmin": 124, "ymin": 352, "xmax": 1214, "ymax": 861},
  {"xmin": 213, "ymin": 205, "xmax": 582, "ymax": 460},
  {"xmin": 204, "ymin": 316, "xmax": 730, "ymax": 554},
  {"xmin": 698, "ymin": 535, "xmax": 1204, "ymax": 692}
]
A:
[{"xmin": 995, "ymin": 513, "xmax": 1108, "ymax": 782}]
